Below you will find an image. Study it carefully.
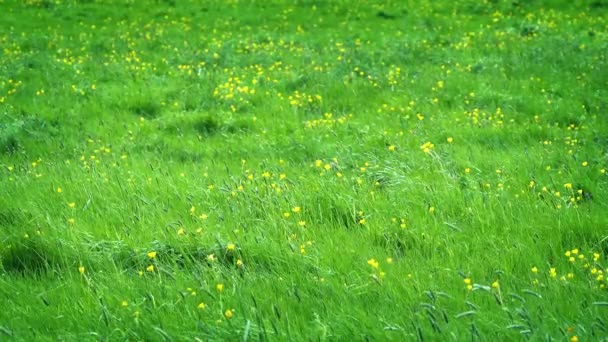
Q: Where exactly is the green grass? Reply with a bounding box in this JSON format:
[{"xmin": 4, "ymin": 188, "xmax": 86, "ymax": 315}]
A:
[{"xmin": 1, "ymin": 0, "xmax": 608, "ymax": 340}]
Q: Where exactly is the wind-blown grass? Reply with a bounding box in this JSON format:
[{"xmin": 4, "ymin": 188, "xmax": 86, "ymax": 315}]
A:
[{"xmin": 1, "ymin": 0, "xmax": 607, "ymax": 340}]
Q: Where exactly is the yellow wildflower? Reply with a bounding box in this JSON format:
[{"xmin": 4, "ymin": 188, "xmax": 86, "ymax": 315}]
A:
[
  {"xmin": 224, "ymin": 309, "xmax": 234, "ymax": 319},
  {"xmin": 367, "ymin": 259, "xmax": 379, "ymax": 269}
]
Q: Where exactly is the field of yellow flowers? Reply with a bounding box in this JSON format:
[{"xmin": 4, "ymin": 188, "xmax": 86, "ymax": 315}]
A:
[{"xmin": 1, "ymin": 0, "xmax": 607, "ymax": 340}]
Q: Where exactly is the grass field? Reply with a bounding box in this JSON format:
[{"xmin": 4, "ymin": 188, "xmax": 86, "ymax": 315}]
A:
[{"xmin": 1, "ymin": 0, "xmax": 608, "ymax": 340}]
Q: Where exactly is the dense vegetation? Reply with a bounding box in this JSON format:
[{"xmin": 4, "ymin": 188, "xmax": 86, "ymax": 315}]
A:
[{"xmin": 1, "ymin": 0, "xmax": 607, "ymax": 340}]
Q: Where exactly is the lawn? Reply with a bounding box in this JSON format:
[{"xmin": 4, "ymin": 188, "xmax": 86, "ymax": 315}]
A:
[{"xmin": 1, "ymin": 0, "xmax": 607, "ymax": 340}]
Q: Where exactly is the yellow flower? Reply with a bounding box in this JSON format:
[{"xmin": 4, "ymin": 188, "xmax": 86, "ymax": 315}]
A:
[
  {"xmin": 146, "ymin": 265, "xmax": 155, "ymax": 272},
  {"xmin": 447, "ymin": 137, "xmax": 453, "ymax": 143},
  {"xmin": 236, "ymin": 259, "xmax": 244, "ymax": 267},
  {"xmin": 224, "ymin": 309, "xmax": 234, "ymax": 319},
  {"xmin": 292, "ymin": 206, "xmax": 301, "ymax": 213},
  {"xmin": 78, "ymin": 266, "xmax": 85, "ymax": 274},
  {"xmin": 56, "ymin": 187, "xmax": 62, "ymax": 193},
  {"xmin": 420, "ymin": 141, "xmax": 434, "ymax": 153},
  {"xmin": 216, "ymin": 283, "xmax": 224, "ymax": 292},
  {"xmin": 367, "ymin": 259, "xmax": 379, "ymax": 269},
  {"xmin": 531, "ymin": 266, "xmax": 538, "ymax": 273},
  {"xmin": 177, "ymin": 228, "xmax": 185, "ymax": 235},
  {"xmin": 465, "ymin": 168, "xmax": 471, "ymax": 174},
  {"xmin": 147, "ymin": 251, "xmax": 157, "ymax": 259},
  {"xmin": 388, "ymin": 145, "xmax": 396, "ymax": 151},
  {"xmin": 68, "ymin": 202, "xmax": 76, "ymax": 208},
  {"xmin": 386, "ymin": 258, "xmax": 393, "ymax": 264},
  {"xmin": 464, "ymin": 278, "xmax": 472, "ymax": 285},
  {"xmin": 226, "ymin": 243, "xmax": 235, "ymax": 251},
  {"xmin": 207, "ymin": 254, "xmax": 216, "ymax": 262},
  {"xmin": 197, "ymin": 302, "xmax": 206, "ymax": 310},
  {"xmin": 491, "ymin": 281, "xmax": 499, "ymax": 289},
  {"xmin": 298, "ymin": 221, "xmax": 306, "ymax": 227},
  {"xmin": 121, "ymin": 300, "xmax": 129, "ymax": 307},
  {"xmin": 570, "ymin": 336, "xmax": 578, "ymax": 342}
]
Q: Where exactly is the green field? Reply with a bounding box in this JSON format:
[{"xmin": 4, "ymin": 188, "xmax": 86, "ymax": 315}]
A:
[{"xmin": 1, "ymin": 0, "xmax": 607, "ymax": 340}]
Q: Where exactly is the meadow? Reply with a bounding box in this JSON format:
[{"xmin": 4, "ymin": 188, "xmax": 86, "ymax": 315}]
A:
[{"xmin": 1, "ymin": 0, "xmax": 607, "ymax": 340}]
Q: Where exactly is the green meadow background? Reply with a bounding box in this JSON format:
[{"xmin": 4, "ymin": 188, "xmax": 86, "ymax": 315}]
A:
[{"xmin": 1, "ymin": 0, "xmax": 607, "ymax": 340}]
